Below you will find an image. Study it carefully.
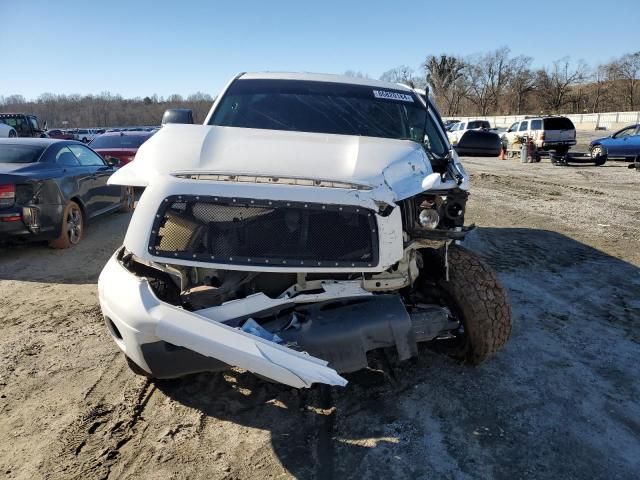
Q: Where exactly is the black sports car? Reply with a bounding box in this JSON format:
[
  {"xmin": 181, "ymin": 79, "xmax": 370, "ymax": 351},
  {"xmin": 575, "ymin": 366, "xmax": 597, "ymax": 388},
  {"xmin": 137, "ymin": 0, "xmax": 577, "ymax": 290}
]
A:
[{"xmin": 0, "ymin": 138, "xmax": 134, "ymax": 248}]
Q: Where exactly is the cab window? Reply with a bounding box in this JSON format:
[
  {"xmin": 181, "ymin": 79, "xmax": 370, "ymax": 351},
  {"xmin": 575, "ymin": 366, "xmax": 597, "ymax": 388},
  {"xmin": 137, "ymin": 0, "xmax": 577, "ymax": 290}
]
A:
[
  {"xmin": 531, "ymin": 119, "xmax": 542, "ymax": 130},
  {"xmin": 519, "ymin": 121, "xmax": 529, "ymax": 132}
]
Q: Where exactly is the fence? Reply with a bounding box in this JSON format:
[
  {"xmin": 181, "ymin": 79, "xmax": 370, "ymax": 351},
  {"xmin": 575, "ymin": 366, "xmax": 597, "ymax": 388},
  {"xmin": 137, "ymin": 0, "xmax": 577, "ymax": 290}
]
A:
[{"xmin": 444, "ymin": 111, "xmax": 640, "ymax": 130}]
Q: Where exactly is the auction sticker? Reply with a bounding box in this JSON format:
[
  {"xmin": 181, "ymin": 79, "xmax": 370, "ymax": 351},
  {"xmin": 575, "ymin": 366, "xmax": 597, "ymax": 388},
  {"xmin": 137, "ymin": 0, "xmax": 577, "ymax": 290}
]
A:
[{"xmin": 372, "ymin": 90, "xmax": 414, "ymax": 102}]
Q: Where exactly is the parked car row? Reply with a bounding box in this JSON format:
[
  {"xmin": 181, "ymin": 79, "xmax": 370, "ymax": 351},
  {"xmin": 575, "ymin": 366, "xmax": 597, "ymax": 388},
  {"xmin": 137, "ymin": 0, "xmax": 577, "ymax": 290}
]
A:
[
  {"xmin": 0, "ymin": 138, "xmax": 134, "ymax": 248},
  {"xmin": 0, "ymin": 112, "xmax": 157, "ymax": 248}
]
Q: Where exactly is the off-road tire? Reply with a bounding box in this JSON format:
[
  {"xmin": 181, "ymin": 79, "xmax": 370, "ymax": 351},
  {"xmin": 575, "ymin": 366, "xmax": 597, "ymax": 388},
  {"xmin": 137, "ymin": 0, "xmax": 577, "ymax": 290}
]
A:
[
  {"xmin": 119, "ymin": 186, "xmax": 135, "ymax": 213},
  {"xmin": 435, "ymin": 245, "xmax": 512, "ymax": 364},
  {"xmin": 49, "ymin": 200, "xmax": 84, "ymax": 249},
  {"xmin": 8, "ymin": 130, "xmax": 16, "ymax": 138}
]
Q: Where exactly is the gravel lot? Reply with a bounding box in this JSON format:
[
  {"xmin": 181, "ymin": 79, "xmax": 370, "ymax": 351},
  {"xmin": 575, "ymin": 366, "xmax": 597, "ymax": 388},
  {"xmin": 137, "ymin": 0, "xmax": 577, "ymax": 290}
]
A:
[{"xmin": 0, "ymin": 147, "xmax": 638, "ymax": 479}]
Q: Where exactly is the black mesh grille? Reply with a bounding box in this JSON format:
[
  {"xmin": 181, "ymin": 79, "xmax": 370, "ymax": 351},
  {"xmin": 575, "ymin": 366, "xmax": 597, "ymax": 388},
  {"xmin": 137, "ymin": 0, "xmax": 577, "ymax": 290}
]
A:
[{"xmin": 149, "ymin": 195, "xmax": 379, "ymax": 267}]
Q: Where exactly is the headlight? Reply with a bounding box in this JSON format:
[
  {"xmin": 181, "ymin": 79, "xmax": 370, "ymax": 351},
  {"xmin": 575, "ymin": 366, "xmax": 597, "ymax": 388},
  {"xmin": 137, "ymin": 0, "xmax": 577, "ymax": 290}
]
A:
[{"xmin": 418, "ymin": 208, "xmax": 439, "ymax": 229}]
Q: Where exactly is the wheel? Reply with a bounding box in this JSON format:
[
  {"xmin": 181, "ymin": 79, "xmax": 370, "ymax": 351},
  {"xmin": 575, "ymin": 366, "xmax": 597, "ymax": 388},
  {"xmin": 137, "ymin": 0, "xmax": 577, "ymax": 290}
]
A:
[
  {"xmin": 591, "ymin": 145, "xmax": 607, "ymax": 166},
  {"xmin": 82, "ymin": 137, "xmax": 88, "ymax": 143},
  {"xmin": 119, "ymin": 186, "xmax": 135, "ymax": 213},
  {"xmin": 49, "ymin": 200, "xmax": 84, "ymax": 249},
  {"xmin": 590, "ymin": 145, "xmax": 604, "ymax": 159},
  {"xmin": 125, "ymin": 355, "xmax": 152, "ymax": 378},
  {"xmin": 423, "ymin": 245, "xmax": 512, "ymax": 364},
  {"xmin": 555, "ymin": 146, "xmax": 569, "ymax": 155},
  {"xmin": 8, "ymin": 129, "xmax": 16, "ymax": 138}
]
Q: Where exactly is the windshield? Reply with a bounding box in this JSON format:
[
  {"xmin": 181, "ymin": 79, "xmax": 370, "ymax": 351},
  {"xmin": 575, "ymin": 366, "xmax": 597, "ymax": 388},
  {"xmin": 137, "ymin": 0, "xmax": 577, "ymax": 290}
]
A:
[
  {"xmin": 209, "ymin": 79, "xmax": 428, "ymax": 143},
  {"xmin": 89, "ymin": 135, "xmax": 150, "ymax": 149},
  {"xmin": 0, "ymin": 145, "xmax": 45, "ymax": 163}
]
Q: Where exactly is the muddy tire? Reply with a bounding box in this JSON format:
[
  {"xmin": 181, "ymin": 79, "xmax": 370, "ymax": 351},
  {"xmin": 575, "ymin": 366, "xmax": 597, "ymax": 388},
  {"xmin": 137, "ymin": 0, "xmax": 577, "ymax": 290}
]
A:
[
  {"xmin": 435, "ymin": 245, "xmax": 512, "ymax": 364},
  {"xmin": 119, "ymin": 186, "xmax": 135, "ymax": 213},
  {"xmin": 49, "ymin": 200, "xmax": 84, "ymax": 249}
]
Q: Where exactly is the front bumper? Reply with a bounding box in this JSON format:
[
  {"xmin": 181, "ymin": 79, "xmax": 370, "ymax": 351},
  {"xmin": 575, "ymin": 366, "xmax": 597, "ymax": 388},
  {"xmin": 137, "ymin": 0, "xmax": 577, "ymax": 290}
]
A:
[
  {"xmin": 98, "ymin": 252, "xmax": 350, "ymax": 388},
  {"xmin": 539, "ymin": 140, "xmax": 576, "ymax": 149},
  {"xmin": 98, "ymin": 250, "xmax": 454, "ymax": 387}
]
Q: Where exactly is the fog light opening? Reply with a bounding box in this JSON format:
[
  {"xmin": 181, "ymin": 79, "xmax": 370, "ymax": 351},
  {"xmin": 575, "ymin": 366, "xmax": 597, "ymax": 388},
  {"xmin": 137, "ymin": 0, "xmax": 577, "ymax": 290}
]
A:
[
  {"xmin": 418, "ymin": 208, "xmax": 440, "ymax": 229},
  {"xmin": 105, "ymin": 317, "xmax": 123, "ymax": 341}
]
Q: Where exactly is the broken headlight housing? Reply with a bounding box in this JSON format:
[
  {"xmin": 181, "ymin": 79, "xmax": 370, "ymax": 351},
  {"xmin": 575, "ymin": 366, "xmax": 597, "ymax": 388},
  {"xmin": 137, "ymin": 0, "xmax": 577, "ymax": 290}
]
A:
[{"xmin": 400, "ymin": 189, "xmax": 468, "ymax": 236}]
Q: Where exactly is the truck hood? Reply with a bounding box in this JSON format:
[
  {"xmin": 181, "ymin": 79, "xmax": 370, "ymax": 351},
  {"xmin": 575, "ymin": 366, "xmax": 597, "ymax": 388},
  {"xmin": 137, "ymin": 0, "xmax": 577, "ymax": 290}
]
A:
[{"xmin": 108, "ymin": 124, "xmax": 460, "ymax": 201}]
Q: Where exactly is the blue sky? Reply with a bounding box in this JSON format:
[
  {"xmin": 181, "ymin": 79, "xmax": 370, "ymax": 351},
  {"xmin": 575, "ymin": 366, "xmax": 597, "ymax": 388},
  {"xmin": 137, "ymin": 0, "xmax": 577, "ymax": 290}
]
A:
[{"xmin": 1, "ymin": 0, "xmax": 638, "ymax": 100}]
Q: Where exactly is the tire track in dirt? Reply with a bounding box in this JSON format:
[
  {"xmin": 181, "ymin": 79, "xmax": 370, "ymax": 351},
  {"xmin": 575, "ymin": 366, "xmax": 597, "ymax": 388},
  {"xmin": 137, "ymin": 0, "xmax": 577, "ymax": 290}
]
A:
[{"xmin": 40, "ymin": 362, "xmax": 156, "ymax": 480}]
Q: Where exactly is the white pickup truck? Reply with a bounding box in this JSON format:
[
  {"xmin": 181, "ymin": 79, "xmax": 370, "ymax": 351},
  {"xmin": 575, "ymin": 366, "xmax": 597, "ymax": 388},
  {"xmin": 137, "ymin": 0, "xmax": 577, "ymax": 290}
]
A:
[{"xmin": 99, "ymin": 72, "xmax": 512, "ymax": 388}]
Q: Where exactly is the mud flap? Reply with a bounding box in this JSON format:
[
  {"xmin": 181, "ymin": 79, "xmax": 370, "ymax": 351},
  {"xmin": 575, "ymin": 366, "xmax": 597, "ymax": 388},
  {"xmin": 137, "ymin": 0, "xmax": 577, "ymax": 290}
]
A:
[{"xmin": 154, "ymin": 307, "xmax": 348, "ymax": 388}]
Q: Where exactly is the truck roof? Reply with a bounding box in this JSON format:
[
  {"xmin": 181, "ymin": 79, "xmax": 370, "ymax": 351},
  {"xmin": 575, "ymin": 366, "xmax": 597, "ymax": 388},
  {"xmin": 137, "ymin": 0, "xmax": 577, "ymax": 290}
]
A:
[{"xmin": 238, "ymin": 72, "xmax": 415, "ymax": 92}]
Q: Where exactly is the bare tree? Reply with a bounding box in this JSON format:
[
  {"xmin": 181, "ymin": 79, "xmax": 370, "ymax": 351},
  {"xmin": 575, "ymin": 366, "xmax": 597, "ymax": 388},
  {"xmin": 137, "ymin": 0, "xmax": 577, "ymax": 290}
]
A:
[
  {"xmin": 424, "ymin": 55, "xmax": 467, "ymax": 115},
  {"xmin": 506, "ymin": 55, "xmax": 536, "ymax": 114},
  {"xmin": 610, "ymin": 52, "xmax": 640, "ymax": 110},
  {"xmin": 589, "ymin": 64, "xmax": 610, "ymax": 113},
  {"xmin": 464, "ymin": 48, "xmax": 512, "ymax": 115},
  {"xmin": 464, "ymin": 47, "xmax": 513, "ymax": 115},
  {"xmin": 536, "ymin": 58, "xmax": 588, "ymax": 112}
]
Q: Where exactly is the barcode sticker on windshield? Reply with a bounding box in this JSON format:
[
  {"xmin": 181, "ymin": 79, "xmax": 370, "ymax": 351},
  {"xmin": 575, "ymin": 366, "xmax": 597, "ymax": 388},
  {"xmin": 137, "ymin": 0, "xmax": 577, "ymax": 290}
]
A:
[{"xmin": 373, "ymin": 90, "xmax": 414, "ymax": 102}]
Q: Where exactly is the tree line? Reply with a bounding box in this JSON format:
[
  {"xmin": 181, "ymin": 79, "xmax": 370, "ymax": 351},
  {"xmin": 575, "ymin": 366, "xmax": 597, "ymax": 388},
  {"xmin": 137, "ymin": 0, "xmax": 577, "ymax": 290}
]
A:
[
  {"xmin": 379, "ymin": 48, "xmax": 640, "ymax": 117},
  {"xmin": 0, "ymin": 92, "xmax": 215, "ymax": 128},
  {"xmin": 1, "ymin": 48, "xmax": 638, "ymax": 127}
]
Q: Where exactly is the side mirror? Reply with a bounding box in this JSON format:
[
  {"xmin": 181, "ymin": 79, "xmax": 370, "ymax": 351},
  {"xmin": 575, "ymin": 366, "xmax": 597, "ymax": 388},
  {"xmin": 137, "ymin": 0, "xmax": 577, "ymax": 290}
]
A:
[{"xmin": 161, "ymin": 108, "xmax": 194, "ymax": 125}]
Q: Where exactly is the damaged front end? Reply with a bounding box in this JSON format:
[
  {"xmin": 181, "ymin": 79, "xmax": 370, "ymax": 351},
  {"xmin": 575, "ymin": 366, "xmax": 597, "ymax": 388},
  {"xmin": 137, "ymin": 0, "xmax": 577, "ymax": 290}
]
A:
[{"xmin": 99, "ymin": 147, "xmax": 472, "ymax": 388}]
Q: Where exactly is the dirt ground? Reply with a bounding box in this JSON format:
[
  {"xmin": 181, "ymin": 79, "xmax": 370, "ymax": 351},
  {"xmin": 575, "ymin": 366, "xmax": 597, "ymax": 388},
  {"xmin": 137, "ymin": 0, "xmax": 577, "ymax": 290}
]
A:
[{"xmin": 0, "ymin": 148, "xmax": 639, "ymax": 479}]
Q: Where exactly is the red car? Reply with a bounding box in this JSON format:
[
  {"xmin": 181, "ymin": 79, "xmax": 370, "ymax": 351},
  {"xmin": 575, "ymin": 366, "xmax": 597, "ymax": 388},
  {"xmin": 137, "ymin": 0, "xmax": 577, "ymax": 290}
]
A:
[
  {"xmin": 89, "ymin": 131, "xmax": 154, "ymax": 167},
  {"xmin": 46, "ymin": 129, "xmax": 75, "ymax": 140}
]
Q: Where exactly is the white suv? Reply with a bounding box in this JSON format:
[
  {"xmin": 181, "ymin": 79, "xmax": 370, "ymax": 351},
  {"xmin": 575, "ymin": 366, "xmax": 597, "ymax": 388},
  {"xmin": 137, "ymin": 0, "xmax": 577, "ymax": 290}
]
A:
[
  {"xmin": 447, "ymin": 120, "xmax": 491, "ymax": 145},
  {"xmin": 501, "ymin": 116, "xmax": 576, "ymax": 155},
  {"xmin": 74, "ymin": 129, "xmax": 99, "ymax": 143}
]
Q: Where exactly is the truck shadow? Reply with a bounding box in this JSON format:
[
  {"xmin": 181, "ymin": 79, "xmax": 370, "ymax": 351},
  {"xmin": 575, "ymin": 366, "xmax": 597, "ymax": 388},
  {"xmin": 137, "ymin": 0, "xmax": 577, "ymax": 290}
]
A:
[{"xmin": 154, "ymin": 227, "xmax": 640, "ymax": 479}]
